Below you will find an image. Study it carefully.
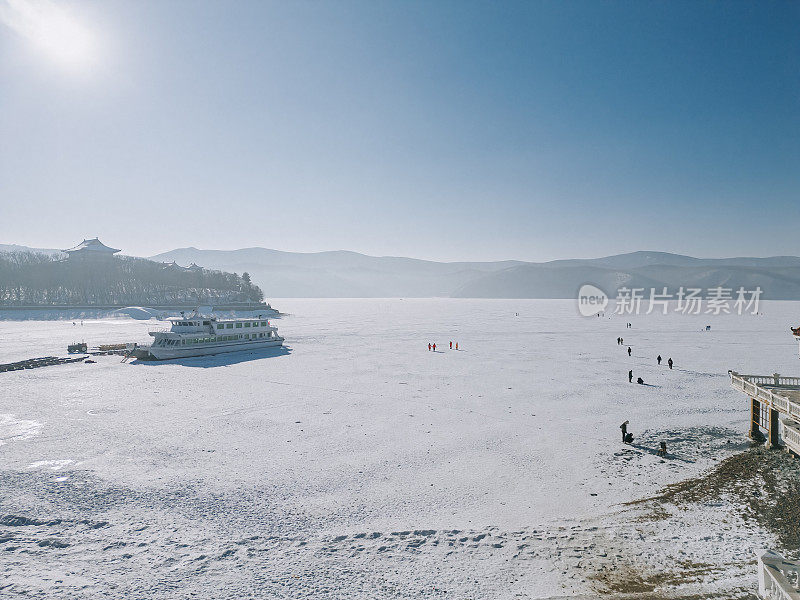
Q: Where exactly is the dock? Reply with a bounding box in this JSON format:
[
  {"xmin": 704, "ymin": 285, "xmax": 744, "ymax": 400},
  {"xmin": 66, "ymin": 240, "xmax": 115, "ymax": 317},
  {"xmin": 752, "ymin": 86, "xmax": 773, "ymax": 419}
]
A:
[
  {"xmin": 0, "ymin": 356, "xmax": 87, "ymax": 373},
  {"xmin": 729, "ymin": 371, "xmax": 800, "ymax": 455},
  {"xmin": 0, "ymin": 347, "xmax": 131, "ymax": 374}
]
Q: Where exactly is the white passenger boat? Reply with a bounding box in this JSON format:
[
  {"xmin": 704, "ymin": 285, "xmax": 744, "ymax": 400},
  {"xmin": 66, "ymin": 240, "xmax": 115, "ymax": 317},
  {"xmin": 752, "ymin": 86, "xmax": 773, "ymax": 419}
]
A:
[{"xmin": 132, "ymin": 312, "xmax": 284, "ymax": 360}]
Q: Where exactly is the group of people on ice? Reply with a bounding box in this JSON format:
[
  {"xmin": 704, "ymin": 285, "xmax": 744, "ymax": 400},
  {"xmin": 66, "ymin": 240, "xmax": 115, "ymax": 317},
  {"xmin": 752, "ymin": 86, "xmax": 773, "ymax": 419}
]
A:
[
  {"xmin": 622, "ymin": 339, "xmax": 675, "ymax": 385},
  {"xmin": 428, "ymin": 341, "xmax": 459, "ymax": 351},
  {"xmin": 619, "ymin": 327, "xmax": 677, "ymax": 457},
  {"xmin": 619, "ymin": 420, "xmax": 669, "ymax": 457}
]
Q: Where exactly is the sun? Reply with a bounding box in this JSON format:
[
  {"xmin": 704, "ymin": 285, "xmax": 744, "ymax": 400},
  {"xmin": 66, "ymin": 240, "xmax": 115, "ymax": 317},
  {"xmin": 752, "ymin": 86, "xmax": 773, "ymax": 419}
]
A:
[{"xmin": 1, "ymin": 0, "xmax": 97, "ymax": 72}]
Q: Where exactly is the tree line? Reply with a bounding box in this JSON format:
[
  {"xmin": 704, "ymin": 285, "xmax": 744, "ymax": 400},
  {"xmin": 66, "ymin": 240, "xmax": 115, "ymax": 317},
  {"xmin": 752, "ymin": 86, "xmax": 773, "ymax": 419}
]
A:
[{"xmin": 0, "ymin": 252, "xmax": 264, "ymax": 306}]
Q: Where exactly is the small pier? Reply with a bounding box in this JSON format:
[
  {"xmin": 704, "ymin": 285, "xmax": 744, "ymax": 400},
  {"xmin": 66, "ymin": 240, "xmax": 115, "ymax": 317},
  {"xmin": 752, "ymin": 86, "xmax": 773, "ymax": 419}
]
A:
[
  {"xmin": 0, "ymin": 356, "xmax": 87, "ymax": 373},
  {"xmin": 0, "ymin": 346, "xmax": 132, "ymax": 374},
  {"xmin": 729, "ymin": 371, "xmax": 800, "ymax": 455}
]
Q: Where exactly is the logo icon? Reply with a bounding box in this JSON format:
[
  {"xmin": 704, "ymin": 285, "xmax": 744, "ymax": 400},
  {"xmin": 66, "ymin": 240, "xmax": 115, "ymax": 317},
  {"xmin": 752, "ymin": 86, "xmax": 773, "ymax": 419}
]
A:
[{"xmin": 577, "ymin": 284, "xmax": 609, "ymax": 317}]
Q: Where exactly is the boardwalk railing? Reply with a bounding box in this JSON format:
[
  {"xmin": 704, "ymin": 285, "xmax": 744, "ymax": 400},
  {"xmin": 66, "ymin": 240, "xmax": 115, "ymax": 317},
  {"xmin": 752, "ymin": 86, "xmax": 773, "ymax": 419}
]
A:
[
  {"xmin": 756, "ymin": 549, "xmax": 800, "ymax": 600},
  {"xmin": 730, "ymin": 372, "xmax": 800, "ymax": 422},
  {"xmin": 783, "ymin": 422, "xmax": 800, "ymax": 456},
  {"xmin": 735, "ymin": 374, "xmax": 800, "ymax": 387}
]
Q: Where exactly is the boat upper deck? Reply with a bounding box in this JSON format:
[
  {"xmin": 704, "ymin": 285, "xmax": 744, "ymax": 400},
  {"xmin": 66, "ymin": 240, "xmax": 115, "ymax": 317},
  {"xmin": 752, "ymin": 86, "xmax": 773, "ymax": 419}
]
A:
[{"xmin": 151, "ymin": 314, "xmax": 278, "ymax": 337}]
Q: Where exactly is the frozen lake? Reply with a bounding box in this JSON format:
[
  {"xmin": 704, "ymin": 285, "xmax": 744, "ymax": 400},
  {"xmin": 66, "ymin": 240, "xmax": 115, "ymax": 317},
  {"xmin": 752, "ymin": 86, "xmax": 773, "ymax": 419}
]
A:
[{"xmin": 2, "ymin": 299, "xmax": 798, "ymax": 598}]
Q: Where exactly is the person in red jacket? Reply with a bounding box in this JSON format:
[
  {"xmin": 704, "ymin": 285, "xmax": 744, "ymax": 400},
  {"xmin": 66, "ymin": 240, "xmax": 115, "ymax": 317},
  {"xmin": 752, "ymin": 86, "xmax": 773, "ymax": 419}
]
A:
[{"xmin": 428, "ymin": 343, "xmax": 431, "ymax": 351}]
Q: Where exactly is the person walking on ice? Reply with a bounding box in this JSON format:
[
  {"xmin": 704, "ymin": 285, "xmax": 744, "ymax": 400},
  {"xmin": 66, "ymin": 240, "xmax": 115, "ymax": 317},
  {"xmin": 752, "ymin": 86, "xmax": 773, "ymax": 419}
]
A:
[
  {"xmin": 432, "ymin": 343, "xmax": 436, "ymax": 351},
  {"xmin": 428, "ymin": 343, "xmax": 431, "ymax": 351},
  {"xmin": 620, "ymin": 420, "xmax": 629, "ymax": 442},
  {"xmin": 668, "ymin": 357, "xmax": 673, "ymax": 369},
  {"xmin": 450, "ymin": 341, "xmax": 452, "ymax": 349},
  {"xmin": 627, "ymin": 347, "xmax": 632, "ymax": 357},
  {"xmin": 455, "ymin": 342, "xmax": 458, "ymax": 350},
  {"xmin": 657, "ymin": 355, "xmax": 662, "ymax": 365},
  {"xmin": 628, "ymin": 369, "xmax": 633, "ymax": 383}
]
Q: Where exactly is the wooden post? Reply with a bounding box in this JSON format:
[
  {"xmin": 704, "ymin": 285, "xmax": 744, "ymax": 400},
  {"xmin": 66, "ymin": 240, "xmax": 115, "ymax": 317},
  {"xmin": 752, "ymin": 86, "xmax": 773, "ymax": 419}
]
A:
[
  {"xmin": 750, "ymin": 397, "xmax": 762, "ymax": 440},
  {"xmin": 768, "ymin": 407, "xmax": 781, "ymax": 449}
]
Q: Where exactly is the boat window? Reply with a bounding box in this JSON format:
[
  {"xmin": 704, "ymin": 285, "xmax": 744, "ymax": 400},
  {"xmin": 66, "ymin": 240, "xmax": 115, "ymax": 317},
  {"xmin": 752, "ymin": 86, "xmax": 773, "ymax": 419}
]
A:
[
  {"xmin": 260, "ymin": 321, "xmax": 267, "ymax": 327},
  {"xmin": 244, "ymin": 322, "xmax": 251, "ymax": 327},
  {"xmin": 203, "ymin": 321, "xmax": 210, "ymax": 325},
  {"xmin": 225, "ymin": 323, "xmax": 232, "ymax": 329},
  {"xmin": 235, "ymin": 323, "xmax": 242, "ymax": 328}
]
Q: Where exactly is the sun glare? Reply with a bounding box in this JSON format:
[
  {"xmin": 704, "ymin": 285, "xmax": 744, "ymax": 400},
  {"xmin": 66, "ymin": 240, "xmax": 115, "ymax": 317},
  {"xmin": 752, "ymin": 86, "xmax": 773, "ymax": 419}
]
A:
[{"xmin": 0, "ymin": 0, "xmax": 96, "ymax": 71}]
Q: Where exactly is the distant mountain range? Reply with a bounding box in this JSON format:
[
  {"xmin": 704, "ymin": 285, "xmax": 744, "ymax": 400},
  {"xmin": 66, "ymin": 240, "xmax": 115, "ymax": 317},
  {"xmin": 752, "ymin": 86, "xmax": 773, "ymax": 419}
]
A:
[
  {"xmin": 149, "ymin": 247, "xmax": 524, "ymax": 298},
  {"xmin": 0, "ymin": 244, "xmax": 63, "ymax": 256},
  {"xmin": 5, "ymin": 244, "xmax": 800, "ymax": 299},
  {"xmin": 148, "ymin": 248, "xmax": 800, "ymax": 300}
]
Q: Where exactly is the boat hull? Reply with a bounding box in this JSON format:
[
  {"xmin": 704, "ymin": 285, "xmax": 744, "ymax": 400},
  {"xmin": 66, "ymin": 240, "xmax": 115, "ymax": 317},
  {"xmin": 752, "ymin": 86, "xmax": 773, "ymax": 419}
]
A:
[{"xmin": 134, "ymin": 339, "xmax": 284, "ymax": 361}]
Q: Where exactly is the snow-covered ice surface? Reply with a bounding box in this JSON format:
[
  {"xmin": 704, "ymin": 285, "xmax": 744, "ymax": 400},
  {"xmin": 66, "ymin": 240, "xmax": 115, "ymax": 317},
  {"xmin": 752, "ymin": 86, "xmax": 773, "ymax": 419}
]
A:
[{"xmin": 1, "ymin": 299, "xmax": 798, "ymax": 598}]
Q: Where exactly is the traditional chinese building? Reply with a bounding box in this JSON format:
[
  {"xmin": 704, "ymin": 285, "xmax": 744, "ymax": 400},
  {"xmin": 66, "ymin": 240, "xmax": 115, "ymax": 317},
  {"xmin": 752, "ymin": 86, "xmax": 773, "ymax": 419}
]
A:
[
  {"xmin": 729, "ymin": 328, "xmax": 800, "ymax": 456},
  {"xmin": 63, "ymin": 238, "xmax": 121, "ymax": 261}
]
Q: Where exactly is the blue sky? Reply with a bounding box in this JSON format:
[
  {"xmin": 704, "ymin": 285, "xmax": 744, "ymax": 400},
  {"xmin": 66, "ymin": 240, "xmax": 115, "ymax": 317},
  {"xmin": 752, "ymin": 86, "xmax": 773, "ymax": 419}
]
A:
[{"xmin": 1, "ymin": 0, "xmax": 798, "ymax": 261}]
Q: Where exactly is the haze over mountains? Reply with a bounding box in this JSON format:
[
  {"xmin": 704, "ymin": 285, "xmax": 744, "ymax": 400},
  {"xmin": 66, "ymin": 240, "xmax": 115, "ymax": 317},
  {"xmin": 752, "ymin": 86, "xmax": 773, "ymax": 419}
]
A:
[
  {"xmin": 149, "ymin": 248, "xmax": 800, "ymax": 300},
  {"xmin": 150, "ymin": 247, "xmax": 525, "ymax": 298},
  {"xmin": 5, "ymin": 244, "xmax": 800, "ymax": 299}
]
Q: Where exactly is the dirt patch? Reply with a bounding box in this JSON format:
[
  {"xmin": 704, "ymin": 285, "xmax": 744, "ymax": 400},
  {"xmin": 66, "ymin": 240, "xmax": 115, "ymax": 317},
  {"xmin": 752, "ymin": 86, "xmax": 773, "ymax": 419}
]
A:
[
  {"xmin": 629, "ymin": 446, "xmax": 800, "ymax": 551},
  {"xmin": 589, "ymin": 560, "xmax": 758, "ymax": 599}
]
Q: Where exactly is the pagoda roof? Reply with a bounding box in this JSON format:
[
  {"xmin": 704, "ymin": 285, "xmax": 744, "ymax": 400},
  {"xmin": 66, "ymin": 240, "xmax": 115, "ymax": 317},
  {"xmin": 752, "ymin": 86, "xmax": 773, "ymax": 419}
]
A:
[{"xmin": 64, "ymin": 238, "xmax": 121, "ymax": 254}]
